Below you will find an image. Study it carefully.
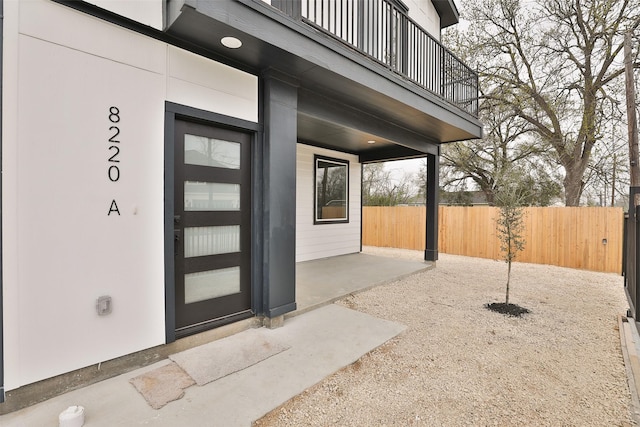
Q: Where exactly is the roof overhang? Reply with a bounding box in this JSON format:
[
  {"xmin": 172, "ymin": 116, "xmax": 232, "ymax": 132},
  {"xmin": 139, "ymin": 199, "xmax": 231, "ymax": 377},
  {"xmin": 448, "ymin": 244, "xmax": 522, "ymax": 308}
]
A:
[
  {"xmin": 432, "ymin": 0, "xmax": 460, "ymax": 28},
  {"xmin": 166, "ymin": 0, "xmax": 480, "ymax": 161}
]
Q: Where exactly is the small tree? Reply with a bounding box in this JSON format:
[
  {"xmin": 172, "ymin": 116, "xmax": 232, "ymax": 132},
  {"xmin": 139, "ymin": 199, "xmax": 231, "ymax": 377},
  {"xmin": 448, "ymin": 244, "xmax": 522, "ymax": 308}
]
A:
[
  {"xmin": 488, "ymin": 169, "xmax": 530, "ymax": 317},
  {"xmin": 495, "ymin": 189, "xmax": 526, "ymax": 305}
]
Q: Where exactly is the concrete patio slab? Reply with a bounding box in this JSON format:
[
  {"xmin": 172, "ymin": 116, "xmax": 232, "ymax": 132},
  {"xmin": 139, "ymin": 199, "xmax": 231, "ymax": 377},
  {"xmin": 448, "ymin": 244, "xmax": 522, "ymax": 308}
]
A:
[
  {"xmin": 296, "ymin": 252, "xmax": 432, "ymax": 313},
  {"xmin": 0, "ymin": 304, "xmax": 406, "ymax": 427}
]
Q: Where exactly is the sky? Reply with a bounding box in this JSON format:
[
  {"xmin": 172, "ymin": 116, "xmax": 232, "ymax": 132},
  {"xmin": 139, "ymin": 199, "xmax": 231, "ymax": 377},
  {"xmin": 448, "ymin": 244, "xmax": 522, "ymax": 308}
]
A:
[{"xmin": 385, "ymin": 158, "xmax": 425, "ymax": 181}]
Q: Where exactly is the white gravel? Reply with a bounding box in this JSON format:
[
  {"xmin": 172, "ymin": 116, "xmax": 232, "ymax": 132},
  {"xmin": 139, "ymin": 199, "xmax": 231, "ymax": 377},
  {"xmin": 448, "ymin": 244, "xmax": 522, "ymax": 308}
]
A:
[{"xmin": 255, "ymin": 247, "xmax": 634, "ymax": 426}]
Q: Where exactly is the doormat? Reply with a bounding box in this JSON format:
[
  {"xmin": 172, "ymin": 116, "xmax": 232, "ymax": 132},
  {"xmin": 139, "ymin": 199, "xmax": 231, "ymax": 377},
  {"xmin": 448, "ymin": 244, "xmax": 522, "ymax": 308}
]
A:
[
  {"xmin": 169, "ymin": 328, "xmax": 290, "ymax": 386},
  {"xmin": 129, "ymin": 362, "xmax": 195, "ymax": 409}
]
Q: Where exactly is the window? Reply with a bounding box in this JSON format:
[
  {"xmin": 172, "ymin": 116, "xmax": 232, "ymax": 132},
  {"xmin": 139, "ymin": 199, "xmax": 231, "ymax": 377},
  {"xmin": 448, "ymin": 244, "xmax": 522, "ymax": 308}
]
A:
[{"xmin": 314, "ymin": 155, "xmax": 349, "ymax": 223}]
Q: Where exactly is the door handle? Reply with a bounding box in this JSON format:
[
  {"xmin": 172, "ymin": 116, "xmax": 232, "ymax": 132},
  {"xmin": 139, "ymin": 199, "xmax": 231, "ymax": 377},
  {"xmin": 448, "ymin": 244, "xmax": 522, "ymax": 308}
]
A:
[{"xmin": 174, "ymin": 229, "xmax": 181, "ymax": 256}]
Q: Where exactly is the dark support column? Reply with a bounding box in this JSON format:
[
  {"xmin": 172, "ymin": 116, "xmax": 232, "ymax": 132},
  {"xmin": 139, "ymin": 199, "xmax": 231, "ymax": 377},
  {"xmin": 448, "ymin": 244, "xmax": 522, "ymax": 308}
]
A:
[
  {"xmin": 262, "ymin": 70, "xmax": 298, "ymax": 319},
  {"xmin": 425, "ymin": 152, "xmax": 439, "ymax": 262}
]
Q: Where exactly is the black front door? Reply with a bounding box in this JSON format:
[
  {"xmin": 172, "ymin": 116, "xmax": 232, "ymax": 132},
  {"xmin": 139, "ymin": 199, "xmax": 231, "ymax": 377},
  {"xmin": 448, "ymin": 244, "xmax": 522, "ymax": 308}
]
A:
[{"xmin": 174, "ymin": 119, "xmax": 252, "ymax": 334}]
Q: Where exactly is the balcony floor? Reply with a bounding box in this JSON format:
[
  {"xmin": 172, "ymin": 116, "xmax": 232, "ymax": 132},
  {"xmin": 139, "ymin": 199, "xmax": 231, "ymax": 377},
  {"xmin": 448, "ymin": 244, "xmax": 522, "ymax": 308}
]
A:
[{"xmin": 294, "ymin": 250, "xmax": 433, "ymax": 315}]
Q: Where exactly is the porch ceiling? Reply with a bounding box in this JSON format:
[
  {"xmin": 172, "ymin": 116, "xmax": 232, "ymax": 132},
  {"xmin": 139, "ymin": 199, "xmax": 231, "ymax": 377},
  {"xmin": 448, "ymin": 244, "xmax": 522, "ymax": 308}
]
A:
[{"xmin": 166, "ymin": 0, "xmax": 483, "ymax": 160}]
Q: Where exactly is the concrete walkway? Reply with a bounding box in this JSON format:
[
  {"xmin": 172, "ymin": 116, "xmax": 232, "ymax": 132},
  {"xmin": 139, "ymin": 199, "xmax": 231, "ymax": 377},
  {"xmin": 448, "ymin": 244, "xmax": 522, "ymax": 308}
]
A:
[{"xmin": 0, "ymin": 304, "xmax": 406, "ymax": 426}]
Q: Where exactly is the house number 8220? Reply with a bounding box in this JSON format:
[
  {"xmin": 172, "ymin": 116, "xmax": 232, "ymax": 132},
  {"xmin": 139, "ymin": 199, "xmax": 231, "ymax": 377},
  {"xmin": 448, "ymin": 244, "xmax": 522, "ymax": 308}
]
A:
[{"xmin": 108, "ymin": 106, "xmax": 121, "ymax": 216}]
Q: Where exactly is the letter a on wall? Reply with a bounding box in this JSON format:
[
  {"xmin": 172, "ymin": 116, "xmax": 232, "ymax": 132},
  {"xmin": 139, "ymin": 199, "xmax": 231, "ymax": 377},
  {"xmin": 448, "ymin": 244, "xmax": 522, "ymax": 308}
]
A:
[{"xmin": 108, "ymin": 199, "xmax": 120, "ymax": 216}]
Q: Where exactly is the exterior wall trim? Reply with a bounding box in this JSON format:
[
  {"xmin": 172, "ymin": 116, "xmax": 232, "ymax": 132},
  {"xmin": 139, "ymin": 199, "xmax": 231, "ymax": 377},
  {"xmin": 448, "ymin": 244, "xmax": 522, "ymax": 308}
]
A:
[{"xmin": 313, "ymin": 155, "xmax": 350, "ymax": 225}]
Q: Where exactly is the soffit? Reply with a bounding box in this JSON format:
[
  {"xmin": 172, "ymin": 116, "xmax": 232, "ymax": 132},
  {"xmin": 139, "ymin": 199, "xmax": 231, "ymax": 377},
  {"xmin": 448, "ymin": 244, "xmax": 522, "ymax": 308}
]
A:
[{"xmin": 166, "ymin": 1, "xmax": 481, "ymax": 157}]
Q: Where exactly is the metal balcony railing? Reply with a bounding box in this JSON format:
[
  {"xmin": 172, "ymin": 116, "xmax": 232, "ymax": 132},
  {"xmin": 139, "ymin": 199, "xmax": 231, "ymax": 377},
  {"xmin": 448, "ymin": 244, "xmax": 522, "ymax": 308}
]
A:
[{"xmin": 268, "ymin": 0, "xmax": 479, "ymax": 117}]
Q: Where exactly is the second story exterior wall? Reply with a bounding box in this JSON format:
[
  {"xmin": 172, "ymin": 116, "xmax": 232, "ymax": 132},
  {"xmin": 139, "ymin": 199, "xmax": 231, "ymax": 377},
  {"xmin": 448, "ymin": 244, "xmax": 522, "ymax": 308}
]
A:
[
  {"xmin": 406, "ymin": 0, "xmax": 440, "ymax": 39},
  {"xmin": 82, "ymin": 0, "xmax": 164, "ymax": 29}
]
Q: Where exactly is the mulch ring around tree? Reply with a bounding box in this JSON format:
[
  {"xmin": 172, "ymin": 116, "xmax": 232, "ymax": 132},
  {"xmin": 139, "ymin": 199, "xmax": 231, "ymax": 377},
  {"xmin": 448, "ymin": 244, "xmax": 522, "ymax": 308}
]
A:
[{"xmin": 485, "ymin": 302, "xmax": 530, "ymax": 318}]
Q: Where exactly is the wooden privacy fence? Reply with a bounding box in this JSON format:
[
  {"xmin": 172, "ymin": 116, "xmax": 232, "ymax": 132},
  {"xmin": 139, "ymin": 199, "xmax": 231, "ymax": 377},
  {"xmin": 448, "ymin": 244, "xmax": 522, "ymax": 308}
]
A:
[{"xmin": 363, "ymin": 206, "xmax": 624, "ymax": 274}]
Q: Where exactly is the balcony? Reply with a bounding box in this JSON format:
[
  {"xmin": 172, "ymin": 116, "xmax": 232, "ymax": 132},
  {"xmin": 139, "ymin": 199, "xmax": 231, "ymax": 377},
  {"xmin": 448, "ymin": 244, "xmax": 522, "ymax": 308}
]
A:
[
  {"xmin": 269, "ymin": 0, "xmax": 478, "ymax": 117},
  {"xmin": 165, "ymin": 0, "xmax": 483, "ymax": 152}
]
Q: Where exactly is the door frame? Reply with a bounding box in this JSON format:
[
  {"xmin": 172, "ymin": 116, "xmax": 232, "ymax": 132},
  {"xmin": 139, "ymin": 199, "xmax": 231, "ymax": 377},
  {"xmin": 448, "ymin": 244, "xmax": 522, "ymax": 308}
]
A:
[
  {"xmin": 164, "ymin": 102, "xmax": 261, "ymax": 343},
  {"xmin": 0, "ymin": 0, "xmax": 4, "ymax": 403}
]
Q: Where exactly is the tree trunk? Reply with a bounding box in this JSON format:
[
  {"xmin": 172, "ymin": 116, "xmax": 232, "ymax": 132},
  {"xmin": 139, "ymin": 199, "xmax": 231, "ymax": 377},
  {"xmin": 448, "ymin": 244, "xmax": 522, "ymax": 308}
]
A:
[
  {"xmin": 563, "ymin": 164, "xmax": 586, "ymax": 206},
  {"xmin": 482, "ymin": 189, "xmax": 495, "ymax": 206},
  {"xmin": 506, "ymin": 260, "xmax": 511, "ymax": 305}
]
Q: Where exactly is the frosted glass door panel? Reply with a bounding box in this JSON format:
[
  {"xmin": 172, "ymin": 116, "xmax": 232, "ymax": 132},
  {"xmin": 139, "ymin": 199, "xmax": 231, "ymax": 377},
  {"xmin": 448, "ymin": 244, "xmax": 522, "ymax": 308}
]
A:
[
  {"xmin": 174, "ymin": 119, "xmax": 251, "ymax": 330},
  {"xmin": 184, "ymin": 182, "xmax": 240, "ymax": 211},
  {"xmin": 185, "ymin": 267, "xmax": 240, "ymax": 304},
  {"xmin": 184, "ymin": 134, "xmax": 241, "ymax": 169},
  {"xmin": 184, "ymin": 226, "xmax": 240, "ymax": 258}
]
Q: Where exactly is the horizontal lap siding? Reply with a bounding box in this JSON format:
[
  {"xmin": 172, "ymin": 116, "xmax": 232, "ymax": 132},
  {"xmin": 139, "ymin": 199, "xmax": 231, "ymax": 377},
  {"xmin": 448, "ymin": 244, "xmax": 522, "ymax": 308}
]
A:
[
  {"xmin": 296, "ymin": 144, "xmax": 361, "ymax": 262},
  {"xmin": 363, "ymin": 206, "xmax": 624, "ymax": 273}
]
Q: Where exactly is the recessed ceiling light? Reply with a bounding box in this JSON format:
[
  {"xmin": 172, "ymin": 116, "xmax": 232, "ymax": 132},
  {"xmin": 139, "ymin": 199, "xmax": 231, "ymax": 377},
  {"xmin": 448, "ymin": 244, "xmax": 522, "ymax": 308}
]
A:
[
  {"xmin": 367, "ymin": 140, "xmax": 376, "ymax": 144},
  {"xmin": 221, "ymin": 36, "xmax": 242, "ymax": 49}
]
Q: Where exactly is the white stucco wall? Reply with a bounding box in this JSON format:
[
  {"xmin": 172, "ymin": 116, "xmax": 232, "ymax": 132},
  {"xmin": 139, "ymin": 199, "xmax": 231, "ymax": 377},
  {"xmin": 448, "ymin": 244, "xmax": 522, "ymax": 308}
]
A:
[
  {"xmin": 2, "ymin": 0, "xmax": 257, "ymax": 390},
  {"xmin": 296, "ymin": 144, "xmax": 361, "ymax": 262},
  {"xmin": 83, "ymin": 0, "xmax": 163, "ymax": 29},
  {"xmin": 406, "ymin": 0, "xmax": 441, "ymax": 40}
]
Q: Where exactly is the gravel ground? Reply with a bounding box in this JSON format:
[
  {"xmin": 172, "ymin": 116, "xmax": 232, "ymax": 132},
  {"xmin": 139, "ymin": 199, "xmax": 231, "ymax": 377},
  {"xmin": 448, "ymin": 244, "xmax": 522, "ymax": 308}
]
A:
[{"xmin": 255, "ymin": 247, "xmax": 634, "ymax": 427}]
